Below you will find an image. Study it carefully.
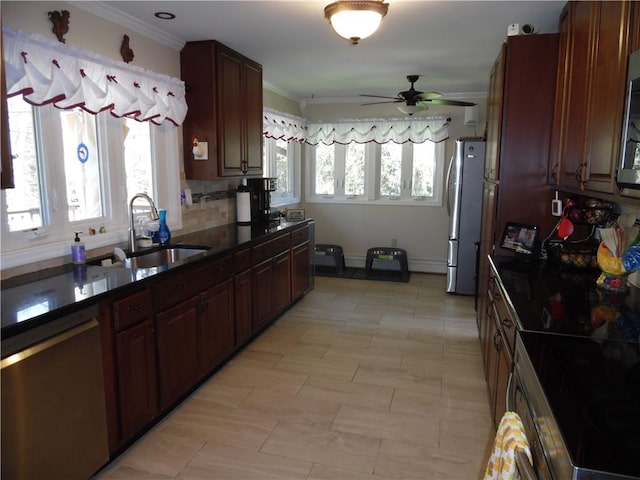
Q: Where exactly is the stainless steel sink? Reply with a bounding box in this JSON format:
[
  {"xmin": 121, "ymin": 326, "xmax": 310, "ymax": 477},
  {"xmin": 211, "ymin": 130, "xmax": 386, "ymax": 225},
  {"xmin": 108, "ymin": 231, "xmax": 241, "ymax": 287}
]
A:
[{"xmin": 124, "ymin": 247, "xmax": 209, "ymax": 269}]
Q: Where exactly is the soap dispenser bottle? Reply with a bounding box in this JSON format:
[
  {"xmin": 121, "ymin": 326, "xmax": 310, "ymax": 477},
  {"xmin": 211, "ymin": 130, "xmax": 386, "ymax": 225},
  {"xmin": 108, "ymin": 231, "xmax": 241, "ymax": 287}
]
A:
[
  {"xmin": 158, "ymin": 209, "xmax": 171, "ymax": 246},
  {"xmin": 71, "ymin": 231, "xmax": 86, "ymax": 264}
]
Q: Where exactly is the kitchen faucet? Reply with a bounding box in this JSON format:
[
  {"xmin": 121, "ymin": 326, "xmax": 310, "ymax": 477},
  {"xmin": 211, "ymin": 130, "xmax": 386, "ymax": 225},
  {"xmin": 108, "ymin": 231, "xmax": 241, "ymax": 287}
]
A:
[{"xmin": 129, "ymin": 193, "xmax": 159, "ymax": 253}]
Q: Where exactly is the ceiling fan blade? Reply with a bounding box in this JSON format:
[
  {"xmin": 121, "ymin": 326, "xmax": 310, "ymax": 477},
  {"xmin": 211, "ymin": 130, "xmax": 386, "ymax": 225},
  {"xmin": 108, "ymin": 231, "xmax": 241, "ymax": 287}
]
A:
[
  {"xmin": 425, "ymin": 98, "xmax": 477, "ymax": 107},
  {"xmin": 417, "ymin": 91, "xmax": 442, "ymax": 100},
  {"xmin": 361, "ymin": 100, "xmax": 403, "ymax": 106},
  {"xmin": 359, "ymin": 94, "xmax": 402, "ymax": 101}
]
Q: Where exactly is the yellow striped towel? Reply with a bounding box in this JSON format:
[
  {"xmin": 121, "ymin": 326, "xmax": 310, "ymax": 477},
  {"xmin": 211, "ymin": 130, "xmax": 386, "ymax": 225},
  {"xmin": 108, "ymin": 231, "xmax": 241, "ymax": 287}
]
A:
[{"xmin": 483, "ymin": 411, "xmax": 533, "ymax": 480}]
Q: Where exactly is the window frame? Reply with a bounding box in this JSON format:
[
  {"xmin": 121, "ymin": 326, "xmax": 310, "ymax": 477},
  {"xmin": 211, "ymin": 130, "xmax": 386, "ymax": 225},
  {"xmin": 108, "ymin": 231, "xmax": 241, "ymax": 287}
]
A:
[
  {"xmin": 1, "ymin": 101, "xmax": 182, "ymax": 269},
  {"xmin": 305, "ymin": 140, "xmax": 444, "ymax": 207},
  {"xmin": 263, "ymin": 136, "xmax": 301, "ymax": 207}
]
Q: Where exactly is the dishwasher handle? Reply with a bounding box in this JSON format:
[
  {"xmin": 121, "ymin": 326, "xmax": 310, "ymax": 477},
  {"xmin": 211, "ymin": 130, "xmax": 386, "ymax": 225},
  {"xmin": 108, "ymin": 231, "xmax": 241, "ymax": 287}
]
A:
[{"xmin": 515, "ymin": 448, "xmax": 538, "ymax": 480}]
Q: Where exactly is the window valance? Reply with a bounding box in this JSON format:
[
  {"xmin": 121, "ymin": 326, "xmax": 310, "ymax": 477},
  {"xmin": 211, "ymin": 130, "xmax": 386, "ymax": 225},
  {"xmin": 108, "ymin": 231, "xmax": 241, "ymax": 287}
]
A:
[
  {"xmin": 263, "ymin": 108, "xmax": 307, "ymax": 143},
  {"xmin": 3, "ymin": 27, "xmax": 187, "ymax": 126},
  {"xmin": 305, "ymin": 116, "xmax": 450, "ymax": 145}
]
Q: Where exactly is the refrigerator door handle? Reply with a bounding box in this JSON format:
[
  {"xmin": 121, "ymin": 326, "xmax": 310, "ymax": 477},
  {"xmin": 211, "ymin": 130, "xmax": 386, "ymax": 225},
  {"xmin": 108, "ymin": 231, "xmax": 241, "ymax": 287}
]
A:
[{"xmin": 445, "ymin": 154, "xmax": 455, "ymax": 216}]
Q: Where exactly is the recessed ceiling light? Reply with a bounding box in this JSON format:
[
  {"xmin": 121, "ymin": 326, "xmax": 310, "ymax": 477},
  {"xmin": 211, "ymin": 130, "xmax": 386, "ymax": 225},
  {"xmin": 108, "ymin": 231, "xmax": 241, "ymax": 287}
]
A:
[{"xmin": 154, "ymin": 12, "xmax": 175, "ymax": 20}]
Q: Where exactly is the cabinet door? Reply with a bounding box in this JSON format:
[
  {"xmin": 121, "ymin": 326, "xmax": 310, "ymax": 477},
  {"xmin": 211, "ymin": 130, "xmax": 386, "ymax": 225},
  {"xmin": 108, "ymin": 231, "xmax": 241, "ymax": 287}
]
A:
[
  {"xmin": 273, "ymin": 250, "xmax": 292, "ymax": 315},
  {"xmin": 235, "ymin": 269, "xmax": 252, "ymax": 344},
  {"xmin": 484, "ymin": 44, "xmax": 505, "ymax": 181},
  {"xmin": 555, "ymin": 2, "xmax": 595, "ymax": 190},
  {"xmin": 156, "ymin": 298, "xmax": 200, "ymax": 410},
  {"xmin": 200, "ymin": 279, "xmax": 235, "ymax": 374},
  {"xmin": 244, "ymin": 60, "xmax": 263, "ymax": 175},
  {"xmin": 217, "ymin": 47, "xmax": 244, "ymax": 176},
  {"xmin": 291, "ymin": 242, "xmax": 310, "ymax": 301},
  {"xmin": 584, "ymin": 1, "xmax": 635, "ymax": 193},
  {"xmin": 115, "ymin": 318, "xmax": 157, "ymax": 440},
  {"xmin": 477, "ymin": 181, "xmax": 498, "ymax": 332},
  {"xmin": 252, "ymin": 259, "xmax": 274, "ymax": 331}
]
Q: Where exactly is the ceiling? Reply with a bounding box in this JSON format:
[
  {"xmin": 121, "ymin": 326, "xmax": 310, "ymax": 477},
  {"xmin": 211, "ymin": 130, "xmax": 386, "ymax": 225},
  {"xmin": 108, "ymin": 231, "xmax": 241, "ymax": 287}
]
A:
[{"xmin": 93, "ymin": 1, "xmax": 565, "ymax": 106}]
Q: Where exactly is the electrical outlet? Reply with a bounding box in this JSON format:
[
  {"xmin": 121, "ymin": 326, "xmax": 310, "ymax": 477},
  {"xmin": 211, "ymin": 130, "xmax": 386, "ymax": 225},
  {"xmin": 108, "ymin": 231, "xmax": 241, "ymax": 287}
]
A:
[
  {"xmin": 552, "ymin": 199, "xmax": 563, "ymax": 217},
  {"xmin": 391, "ymin": 238, "xmax": 398, "ymax": 247}
]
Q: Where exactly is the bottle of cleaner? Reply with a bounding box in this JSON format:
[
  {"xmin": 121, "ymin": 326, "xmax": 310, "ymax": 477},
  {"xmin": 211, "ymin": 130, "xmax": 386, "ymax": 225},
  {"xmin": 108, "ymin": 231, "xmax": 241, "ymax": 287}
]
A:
[
  {"xmin": 158, "ymin": 209, "xmax": 171, "ymax": 246},
  {"xmin": 71, "ymin": 231, "xmax": 86, "ymax": 264}
]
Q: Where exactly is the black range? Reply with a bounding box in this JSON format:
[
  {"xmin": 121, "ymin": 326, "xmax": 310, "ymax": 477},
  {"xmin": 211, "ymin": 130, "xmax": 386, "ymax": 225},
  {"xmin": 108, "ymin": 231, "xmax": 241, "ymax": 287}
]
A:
[{"xmin": 492, "ymin": 256, "xmax": 640, "ymax": 479}]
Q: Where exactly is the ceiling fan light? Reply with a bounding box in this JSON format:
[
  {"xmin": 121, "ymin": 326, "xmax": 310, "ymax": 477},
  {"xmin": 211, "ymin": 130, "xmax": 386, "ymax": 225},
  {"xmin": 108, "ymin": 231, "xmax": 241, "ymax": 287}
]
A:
[
  {"xmin": 324, "ymin": 1, "xmax": 389, "ymax": 45},
  {"xmin": 397, "ymin": 104, "xmax": 427, "ymax": 116}
]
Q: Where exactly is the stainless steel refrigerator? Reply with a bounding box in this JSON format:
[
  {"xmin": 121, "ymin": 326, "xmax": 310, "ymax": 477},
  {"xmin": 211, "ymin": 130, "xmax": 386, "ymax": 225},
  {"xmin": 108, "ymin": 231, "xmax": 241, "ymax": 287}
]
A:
[{"xmin": 446, "ymin": 138, "xmax": 485, "ymax": 295}]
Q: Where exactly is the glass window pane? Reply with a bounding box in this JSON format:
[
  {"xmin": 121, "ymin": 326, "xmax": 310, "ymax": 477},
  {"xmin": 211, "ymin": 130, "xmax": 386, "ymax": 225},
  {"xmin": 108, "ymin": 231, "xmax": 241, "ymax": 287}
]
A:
[
  {"xmin": 315, "ymin": 143, "xmax": 334, "ymax": 195},
  {"xmin": 381, "ymin": 142, "xmax": 402, "ymax": 197},
  {"xmin": 61, "ymin": 109, "xmax": 103, "ymax": 221},
  {"xmin": 345, "ymin": 142, "xmax": 365, "ymax": 196},
  {"xmin": 124, "ymin": 118, "xmax": 154, "ymax": 201},
  {"xmin": 5, "ymin": 96, "xmax": 44, "ymax": 231},
  {"xmin": 412, "ymin": 141, "xmax": 436, "ymax": 198},
  {"xmin": 275, "ymin": 139, "xmax": 289, "ymax": 194}
]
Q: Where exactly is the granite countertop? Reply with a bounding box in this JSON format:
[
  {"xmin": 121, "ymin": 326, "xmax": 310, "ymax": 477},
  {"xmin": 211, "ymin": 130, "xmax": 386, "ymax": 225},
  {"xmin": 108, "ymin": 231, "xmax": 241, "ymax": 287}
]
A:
[{"xmin": 1, "ymin": 220, "xmax": 309, "ymax": 340}]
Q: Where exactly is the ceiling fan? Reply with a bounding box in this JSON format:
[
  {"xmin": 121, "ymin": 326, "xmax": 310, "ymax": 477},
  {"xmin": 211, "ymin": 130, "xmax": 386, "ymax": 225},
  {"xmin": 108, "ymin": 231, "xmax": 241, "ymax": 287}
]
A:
[{"xmin": 361, "ymin": 75, "xmax": 477, "ymax": 115}]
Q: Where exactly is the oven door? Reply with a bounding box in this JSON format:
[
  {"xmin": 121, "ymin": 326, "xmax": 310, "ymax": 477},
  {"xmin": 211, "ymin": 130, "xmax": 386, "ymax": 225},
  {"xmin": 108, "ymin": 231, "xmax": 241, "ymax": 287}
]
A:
[{"xmin": 509, "ymin": 370, "xmax": 554, "ymax": 480}]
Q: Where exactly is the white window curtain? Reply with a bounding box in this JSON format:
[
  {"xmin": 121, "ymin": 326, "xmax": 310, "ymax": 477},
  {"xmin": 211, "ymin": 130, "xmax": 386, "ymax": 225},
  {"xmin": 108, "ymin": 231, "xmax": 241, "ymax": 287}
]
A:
[
  {"xmin": 263, "ymin": 108, "xmax": 307, "ymax": 142},
  {"xmin": 3, "ymin": 27, "xmax": 187, "ymax": 126},
  {"xmin": 305, "ymin": 116, "xmax": 450, "ymax": 145}
]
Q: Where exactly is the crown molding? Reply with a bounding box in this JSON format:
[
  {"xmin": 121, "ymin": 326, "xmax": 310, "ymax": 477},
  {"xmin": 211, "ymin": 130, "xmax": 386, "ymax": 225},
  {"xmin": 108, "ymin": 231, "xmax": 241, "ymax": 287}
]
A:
[{"xmin": 68, "ymin": 1, "xmax": 185, "ymax": 51}]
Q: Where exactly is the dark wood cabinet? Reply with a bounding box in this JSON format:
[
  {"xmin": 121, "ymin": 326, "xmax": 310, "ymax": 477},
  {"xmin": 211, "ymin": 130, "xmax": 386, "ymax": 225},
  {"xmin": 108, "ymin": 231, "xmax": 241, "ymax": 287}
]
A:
[
  {"xmin": 181, "ymin": 40, "xmax": 263, "ymax": 179},
  {"xmin": 156, "ymin": 296, "xmax": 200, "ymax": 410},
  {"xmin": 550, "ymin": 1, "xmax": 637, "ymax": 193},
  {"xmin": 251, "ymin": 233, "xmax": 292, "ymax": 333},
  {"xmin": 114, "ymin": 318, "xmax": 157, "ymax": 439},
  {"xmin": 99, "ymin": 288, "xmax": 157, "ymax": 452},
  {"xmin": 96, "ymin": 224, "xmax": 311, "ymax": 453},
  {"xmin": 199, "ymin": 278, "xmax": 235, "ymax": 375},
  {"xmin": 291, "ymin": 225, "xmax": 311, "ymax": 301}
]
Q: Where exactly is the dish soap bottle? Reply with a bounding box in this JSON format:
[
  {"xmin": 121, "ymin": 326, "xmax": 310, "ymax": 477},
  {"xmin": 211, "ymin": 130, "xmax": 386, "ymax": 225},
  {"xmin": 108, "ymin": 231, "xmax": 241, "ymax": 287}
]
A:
[
  {"xmin": 71, "ymin": 231, "xmax": 86, "ymax": 264},
  {"xmin": 158, "ymin": 209, "xmax": 171, "ymax": 246}
]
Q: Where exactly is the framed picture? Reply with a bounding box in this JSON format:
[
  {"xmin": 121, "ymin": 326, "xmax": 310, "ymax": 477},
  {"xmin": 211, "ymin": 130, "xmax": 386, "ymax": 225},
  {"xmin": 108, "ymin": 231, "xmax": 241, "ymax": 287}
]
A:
[{"xmin": 286, "ymin": 208, "xmax": 305, "ymax": 221}]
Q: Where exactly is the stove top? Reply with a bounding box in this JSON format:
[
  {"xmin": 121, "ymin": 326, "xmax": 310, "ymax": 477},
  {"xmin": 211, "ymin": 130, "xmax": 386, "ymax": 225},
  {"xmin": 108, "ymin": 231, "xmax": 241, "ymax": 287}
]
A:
[{"xmin": 520, "ymin": 332, "xmax": 640, "ymax": 479}]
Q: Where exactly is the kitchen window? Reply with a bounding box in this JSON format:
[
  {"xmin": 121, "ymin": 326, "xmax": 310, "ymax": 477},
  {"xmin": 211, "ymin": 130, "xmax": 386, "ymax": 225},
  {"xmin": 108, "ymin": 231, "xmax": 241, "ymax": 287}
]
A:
[
  {"xmin": 306, "ymin": 139, "xmax": 444, "ymax": 206},
  {"xmin": 263, "ymin": 136, "xmax": 301, "ymax": 207},
  {"xmin": 1, "ymin": 99, "xmax": 181, "ymax": 269}
]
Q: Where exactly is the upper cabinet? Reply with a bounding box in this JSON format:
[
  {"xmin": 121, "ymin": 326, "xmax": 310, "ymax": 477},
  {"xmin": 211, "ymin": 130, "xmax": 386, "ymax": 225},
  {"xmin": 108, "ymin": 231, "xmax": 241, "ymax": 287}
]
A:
[
  {"xmin": 549, "ymin": 1, "xmax": 640, "ymax": 194},
  {"xmin": 181, "ymin": 41, "xmax": 263, "ymax": 179}
]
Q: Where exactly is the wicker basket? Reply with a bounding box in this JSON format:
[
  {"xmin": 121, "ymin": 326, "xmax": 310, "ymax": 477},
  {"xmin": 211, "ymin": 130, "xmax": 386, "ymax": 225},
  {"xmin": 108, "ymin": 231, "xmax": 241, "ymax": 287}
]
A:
[{"xmin": 547, "ymin": 242, "xmax": 599, "ymax": 270}]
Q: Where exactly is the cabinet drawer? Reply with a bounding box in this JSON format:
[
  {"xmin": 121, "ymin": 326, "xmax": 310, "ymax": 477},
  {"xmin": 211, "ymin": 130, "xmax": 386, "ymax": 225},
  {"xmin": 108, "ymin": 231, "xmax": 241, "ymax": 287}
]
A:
[
  {"xmin": 251, "ymin": 233, "xmax": 290, "ymax": 265},
  {"xmin": 234, "ymin": 248, "xmax": 251, "ymax": 272},
  {"xmin": 153, "ymin": 256, "xmax": 232, "ymax": 311},
  {"xmin": 291, "ymin": 225, "xmax": 309, "ymax": 246},
  {"xmin": 114, "ymin": 289, "xmax": 152, "ymax": 332},
  {"xmin": 488, "ymin": 276, "xmax": 517, "ymax": 357}
]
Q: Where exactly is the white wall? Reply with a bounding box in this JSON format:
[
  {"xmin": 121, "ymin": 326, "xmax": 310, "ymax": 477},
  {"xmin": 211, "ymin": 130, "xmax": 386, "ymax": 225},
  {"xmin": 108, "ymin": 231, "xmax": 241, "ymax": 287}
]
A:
[{"xmin": 302, "ymin": 99, "xmax": 486, "ymax": 272}]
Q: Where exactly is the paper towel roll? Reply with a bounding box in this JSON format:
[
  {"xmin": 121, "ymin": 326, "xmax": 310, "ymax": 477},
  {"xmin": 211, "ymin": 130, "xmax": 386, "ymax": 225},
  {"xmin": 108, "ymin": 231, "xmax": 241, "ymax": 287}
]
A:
[{"xmin": 236, "ymin": 191, "xmax": 251, "ymax": 224}]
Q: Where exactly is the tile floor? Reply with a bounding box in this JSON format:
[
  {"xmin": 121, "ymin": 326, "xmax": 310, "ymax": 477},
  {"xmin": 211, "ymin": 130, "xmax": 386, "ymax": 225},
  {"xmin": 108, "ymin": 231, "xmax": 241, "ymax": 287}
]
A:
[{"xmin": 94, "ymin": 273, "xmax": 495, "ymax": 480}]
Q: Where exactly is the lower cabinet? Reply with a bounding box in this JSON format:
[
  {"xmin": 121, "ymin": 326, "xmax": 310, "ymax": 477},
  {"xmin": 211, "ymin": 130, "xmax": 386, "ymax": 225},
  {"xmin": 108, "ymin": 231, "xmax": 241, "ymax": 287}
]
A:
[
  {"xmin": 199, "ymin": 278, "xmax": 235, "ymax": 374},
  {"xmin": 156, "ymin": 297, "xmax": 201, "ymax": 410},
  {"xmin": 98, "ymin": 223, "xmax": 313, "ymax": 454},
  {"xmin": 252, "ymin": 250, "xmax": 291, "ymax": 332}
]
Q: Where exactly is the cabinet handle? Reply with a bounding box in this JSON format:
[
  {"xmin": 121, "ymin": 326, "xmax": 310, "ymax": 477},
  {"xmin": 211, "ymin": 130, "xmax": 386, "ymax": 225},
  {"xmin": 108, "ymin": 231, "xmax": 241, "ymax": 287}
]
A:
[
  {"xmin": 494, "ymin": 291, "xmax": 502, "ymax": 301},
  {"xmin": 126, "ymin": 303, "xmax": 144, "ymax": 312},
  {"xmin": 575, "ymin": 163, "xmax": 587, "ymax": 188},
  {"xmin": 502, "ymin": 318, "xmax": 514, "ymax": 329},
  {"xmin": 550, "ymin": 162, "xmax": 558, "ymax": 181},
  {"xmin": 493, "ymin": 330, "xmax": 502, "ymax": 350}
]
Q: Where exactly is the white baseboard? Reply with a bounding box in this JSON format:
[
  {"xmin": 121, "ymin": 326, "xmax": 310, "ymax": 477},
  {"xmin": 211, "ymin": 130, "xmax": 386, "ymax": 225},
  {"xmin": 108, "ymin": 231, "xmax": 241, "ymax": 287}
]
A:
[{"xmin": 344, "ymin": 255, "xmax": 447, "ymax": 274}]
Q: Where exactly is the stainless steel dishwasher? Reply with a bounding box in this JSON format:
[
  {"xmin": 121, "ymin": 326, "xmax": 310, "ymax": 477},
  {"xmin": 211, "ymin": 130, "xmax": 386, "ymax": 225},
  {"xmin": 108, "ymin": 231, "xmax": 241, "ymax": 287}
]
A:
[{"xmin": 1, "ymin": 305, "xmax": 109, "ymax": 480}]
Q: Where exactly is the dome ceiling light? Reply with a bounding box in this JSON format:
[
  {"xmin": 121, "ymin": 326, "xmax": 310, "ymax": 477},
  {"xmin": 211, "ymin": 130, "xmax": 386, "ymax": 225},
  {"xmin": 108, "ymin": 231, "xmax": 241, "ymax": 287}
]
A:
[{"xmin": 324, "ymin": 0, "xmax": 389, "ymax": 45}]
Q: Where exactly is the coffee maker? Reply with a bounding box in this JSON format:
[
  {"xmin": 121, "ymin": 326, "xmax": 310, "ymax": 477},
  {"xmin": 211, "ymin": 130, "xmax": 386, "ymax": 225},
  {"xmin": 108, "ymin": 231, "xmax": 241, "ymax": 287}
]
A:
[{"xmin": 247, "ymin": 178, "xmax": 277, "ymax": 225}]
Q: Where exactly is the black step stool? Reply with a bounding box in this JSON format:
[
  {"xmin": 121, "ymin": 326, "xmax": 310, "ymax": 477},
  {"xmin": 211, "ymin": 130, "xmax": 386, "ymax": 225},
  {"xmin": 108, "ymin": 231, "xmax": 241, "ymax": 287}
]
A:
[
  {"xmin": 365, "ymin": 247, "xmax": 409, "ymax": 281},
  {"xmin": 314, "ymin": 244, "xmax": 345, "ymax": 274}
]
